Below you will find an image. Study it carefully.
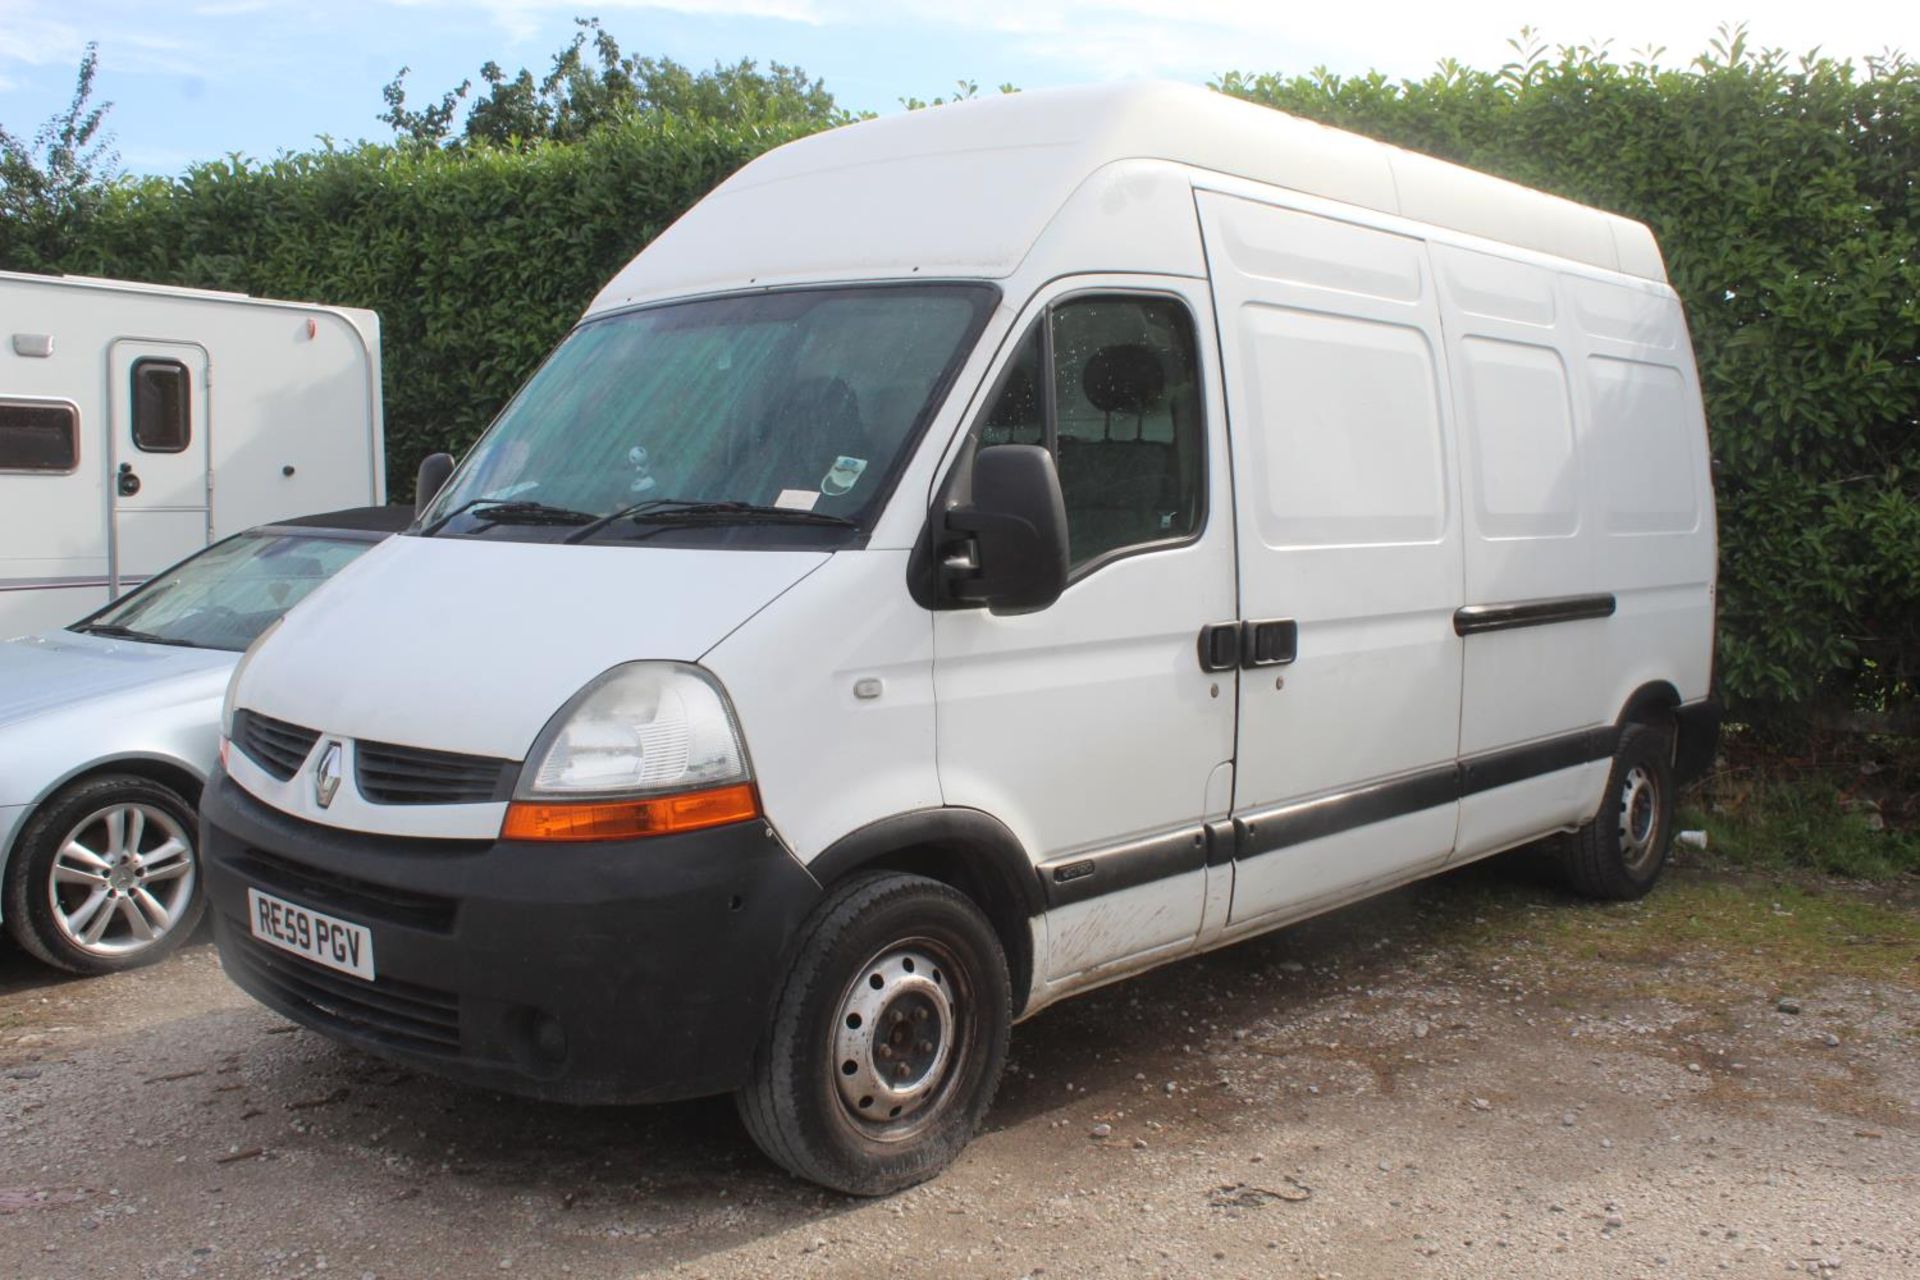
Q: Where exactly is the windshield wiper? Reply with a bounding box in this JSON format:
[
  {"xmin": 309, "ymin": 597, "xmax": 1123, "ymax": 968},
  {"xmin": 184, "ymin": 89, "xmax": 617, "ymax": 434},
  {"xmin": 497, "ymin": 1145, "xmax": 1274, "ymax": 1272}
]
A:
[
  {"xmin": 566, "ymin": 498, "xmax": 856, "ymax": 543},
  {"xmin": 74, "ymin": 622, "xmax": 199, "ymax": 648},
  {"xmin": 421, "ymin": 498, "xmax": 597, "ymax": 536}
]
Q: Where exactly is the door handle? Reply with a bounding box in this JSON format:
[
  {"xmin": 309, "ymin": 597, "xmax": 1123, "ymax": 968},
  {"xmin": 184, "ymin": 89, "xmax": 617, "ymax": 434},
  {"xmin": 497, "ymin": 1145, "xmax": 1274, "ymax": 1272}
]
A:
[
  {"xmin": 1197, "ymin": 622, "xmax": 1241, "ymax": 672},
  {"xmin": 1240, "ymin": 618, "xmax": 1297, "ymax": 667},
  {"xmin": 116, "ymin": 463, "xmax": 141, "ymax": 497}
]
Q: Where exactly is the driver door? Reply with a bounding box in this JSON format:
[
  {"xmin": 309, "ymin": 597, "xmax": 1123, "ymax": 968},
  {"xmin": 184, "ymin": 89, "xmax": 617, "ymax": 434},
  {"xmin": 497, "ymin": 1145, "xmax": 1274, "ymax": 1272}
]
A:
[{"xmin": 932, "ymin": 278, "xmax": 1238, "ymax": 985}]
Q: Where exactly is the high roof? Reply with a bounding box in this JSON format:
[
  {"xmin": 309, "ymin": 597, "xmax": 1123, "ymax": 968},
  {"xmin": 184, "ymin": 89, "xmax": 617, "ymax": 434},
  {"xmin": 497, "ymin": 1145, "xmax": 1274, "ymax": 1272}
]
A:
[{"xmin": 590, "ymin": 82, "xmax": 1664, "ymax": 313}]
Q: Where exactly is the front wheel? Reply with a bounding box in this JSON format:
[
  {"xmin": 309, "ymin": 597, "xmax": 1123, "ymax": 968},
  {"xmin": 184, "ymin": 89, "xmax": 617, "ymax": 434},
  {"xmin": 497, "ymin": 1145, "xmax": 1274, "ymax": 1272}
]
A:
[
  {"xmin": 3, "ymin": 775, "xmax": 204, "ymax": 975},
  {"xmin": 736, "ymin": 872, "xmax": 1011, "ymax": 1195},
  {"xmin": 1558, "ymin": 722, "xmax": 1676, "ymax": 900}
]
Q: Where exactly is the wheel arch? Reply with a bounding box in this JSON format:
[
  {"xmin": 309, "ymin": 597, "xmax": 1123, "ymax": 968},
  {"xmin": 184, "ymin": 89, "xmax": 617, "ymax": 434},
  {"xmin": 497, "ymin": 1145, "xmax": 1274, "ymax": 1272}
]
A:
[
  {"xmin": 804, "ymin": 809, "xmax": 1042, "ymax": 1016},
  {"xmin": 4, "ymin": 754, "xmax": 207, "ymax": 874},
  {"xmin": 1616, "ymin": 680, "xmax": 1681, "ymax": 731}
]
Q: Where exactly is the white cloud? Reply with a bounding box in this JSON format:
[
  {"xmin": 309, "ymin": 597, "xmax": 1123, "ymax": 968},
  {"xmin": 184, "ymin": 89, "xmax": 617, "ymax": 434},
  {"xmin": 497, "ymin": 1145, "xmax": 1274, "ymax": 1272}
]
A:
[
  {"xmin": 0, "ymin": 4, "xmax": 84, "ymax": 69},
  {"xmin": 384, "ymin": 0, "xmax": 1916, "ymax": 74}
]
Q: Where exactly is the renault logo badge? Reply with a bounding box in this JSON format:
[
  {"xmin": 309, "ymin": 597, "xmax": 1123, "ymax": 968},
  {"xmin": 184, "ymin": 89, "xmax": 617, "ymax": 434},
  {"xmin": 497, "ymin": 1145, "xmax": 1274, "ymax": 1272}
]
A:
[{"xmin": 314, "ymin": 741, "xmax": 343, "ymax": 809}]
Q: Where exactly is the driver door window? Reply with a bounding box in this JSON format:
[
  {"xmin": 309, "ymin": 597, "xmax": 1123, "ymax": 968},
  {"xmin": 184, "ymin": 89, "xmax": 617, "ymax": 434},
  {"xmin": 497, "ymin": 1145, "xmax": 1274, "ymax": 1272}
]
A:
[{"xmin": 978, "ymin": 295, "xmax": 1204, "ymax": 570}]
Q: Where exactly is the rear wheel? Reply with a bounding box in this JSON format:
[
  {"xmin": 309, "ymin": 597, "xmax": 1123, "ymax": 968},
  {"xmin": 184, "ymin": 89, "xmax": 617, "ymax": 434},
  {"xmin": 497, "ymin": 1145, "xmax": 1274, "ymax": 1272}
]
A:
[
  {"xmin": 1558, "ymin": 722, "xmax": 1676, "ymax": 900},
  {"xmin": 736, "ymin": 872, "xmax": 1011, "ymax": 1195},
  {"xmin": 3, "ymin": 775, "xmax": 204, "ymax": 975}
]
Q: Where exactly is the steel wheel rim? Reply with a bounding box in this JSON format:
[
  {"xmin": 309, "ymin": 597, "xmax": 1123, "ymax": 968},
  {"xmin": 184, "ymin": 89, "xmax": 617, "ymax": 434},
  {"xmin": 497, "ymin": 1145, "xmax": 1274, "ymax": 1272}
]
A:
[
  {"xmin": 830, "ymin": 939, "xmax": 969, "ymax": 1142},
  {"xmin": 48, "ymin": 802, "xmax": 196, "ymax": 958},
  {"xmin": 1616, "ymin": 764, "xmax": 1662, "ymax": 876}
]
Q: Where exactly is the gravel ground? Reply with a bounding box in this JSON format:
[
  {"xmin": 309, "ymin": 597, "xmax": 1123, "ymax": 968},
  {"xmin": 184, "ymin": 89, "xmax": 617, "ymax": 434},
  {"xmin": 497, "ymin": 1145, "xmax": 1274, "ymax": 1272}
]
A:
[{"xmin": 2, "ymin": 856, "xmax": 1916, "ymax": 1280}]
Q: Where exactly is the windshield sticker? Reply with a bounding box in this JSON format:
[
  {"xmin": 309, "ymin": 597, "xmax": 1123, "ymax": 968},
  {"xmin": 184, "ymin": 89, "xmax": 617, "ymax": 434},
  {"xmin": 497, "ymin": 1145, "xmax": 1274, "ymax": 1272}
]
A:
[
  {"xmin": 775, "ymin": 488, "xmax": 820, "ymax": 512},
  {"xmin": 821, "ymin": 455, "xmax": 868, "ymax": 497}
]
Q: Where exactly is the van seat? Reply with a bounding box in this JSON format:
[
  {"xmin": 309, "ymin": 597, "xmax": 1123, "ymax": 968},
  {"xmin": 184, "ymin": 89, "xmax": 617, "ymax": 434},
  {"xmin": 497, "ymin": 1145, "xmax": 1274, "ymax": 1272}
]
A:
[{"xmin": 1056, "ymin": 436, "xmax": 1178, "ymax": 562}]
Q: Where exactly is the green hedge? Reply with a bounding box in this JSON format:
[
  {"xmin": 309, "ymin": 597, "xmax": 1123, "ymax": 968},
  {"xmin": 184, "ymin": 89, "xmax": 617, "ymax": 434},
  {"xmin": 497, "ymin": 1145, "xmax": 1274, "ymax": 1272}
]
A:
[
  {"xmin": 4, "ymin": 41, "xmax": 1916, "ymax": 729},
  {"xmin": 3, "ymin": 116, "xmax": 817, "ymax": 510}
]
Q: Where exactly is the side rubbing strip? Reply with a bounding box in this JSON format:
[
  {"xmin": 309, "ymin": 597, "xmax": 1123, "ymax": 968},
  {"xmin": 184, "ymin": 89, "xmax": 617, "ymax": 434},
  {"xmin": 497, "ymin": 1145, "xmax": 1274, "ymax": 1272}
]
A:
[
  {"xmin": 1236, "ymin": 726, "xmax": 1617, "ymax": 863},
  {"xmin": 1453, "ymin": 593, "xmax": 1616, "ymax": 636},
  {"xmin": 1239, "ymin": 764, "xmax": 1456, "ymax": 859},
  {"xmin": 1039, "ymin": 826, "xmax": 1208, "ymax": 909}
]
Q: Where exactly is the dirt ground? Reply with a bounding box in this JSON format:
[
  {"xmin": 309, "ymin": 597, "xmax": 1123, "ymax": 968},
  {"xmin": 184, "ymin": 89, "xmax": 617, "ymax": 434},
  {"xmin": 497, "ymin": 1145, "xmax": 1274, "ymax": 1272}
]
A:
[{"xmin": 2, "ymin": 854, "xmax": 1916, "ymax": 1280}]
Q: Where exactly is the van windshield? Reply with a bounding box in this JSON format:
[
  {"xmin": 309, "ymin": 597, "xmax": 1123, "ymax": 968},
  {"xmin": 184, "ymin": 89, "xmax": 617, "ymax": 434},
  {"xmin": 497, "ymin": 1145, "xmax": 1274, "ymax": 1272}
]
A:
[{"xmin": 421, "ymin": 284, "xmax": 996, "ymax": 544}]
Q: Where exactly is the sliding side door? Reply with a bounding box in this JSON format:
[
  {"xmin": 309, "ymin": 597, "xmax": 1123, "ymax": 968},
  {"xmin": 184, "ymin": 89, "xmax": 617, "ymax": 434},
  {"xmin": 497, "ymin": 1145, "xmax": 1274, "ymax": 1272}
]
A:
[{"xmin": 1196, "ymin": 187, "xmax": 1466, "ymax": 927}]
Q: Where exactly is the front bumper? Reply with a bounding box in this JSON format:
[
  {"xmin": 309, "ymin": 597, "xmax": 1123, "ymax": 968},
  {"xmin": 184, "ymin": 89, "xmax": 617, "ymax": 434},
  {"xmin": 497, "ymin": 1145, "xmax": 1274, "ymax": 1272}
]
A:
[{"xmin": 201, "ymin": 768, "xmax": 822, "ymax": 1104}]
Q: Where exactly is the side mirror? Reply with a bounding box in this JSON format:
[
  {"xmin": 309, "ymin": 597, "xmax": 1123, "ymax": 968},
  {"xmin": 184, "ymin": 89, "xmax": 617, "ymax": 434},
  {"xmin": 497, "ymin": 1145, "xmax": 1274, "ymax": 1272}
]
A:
[
  {"xmin": 942, "ymin": 444, "xmax": 1068, "ymax": 614},
  {"xmin": 413, "ymin": 452, "xmax": 455, "ymax": 518}
]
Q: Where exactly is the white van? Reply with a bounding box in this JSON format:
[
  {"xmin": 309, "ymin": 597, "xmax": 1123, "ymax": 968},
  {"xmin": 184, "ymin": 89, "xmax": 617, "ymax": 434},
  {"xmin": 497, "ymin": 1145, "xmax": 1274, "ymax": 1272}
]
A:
[
  {"xmin": 0, "ymin": 271, "xmax": 385, "ymax": 638},
  {"xmin": 201, "ymin": 83, "xmax": 1719, "ymax": 1194}
]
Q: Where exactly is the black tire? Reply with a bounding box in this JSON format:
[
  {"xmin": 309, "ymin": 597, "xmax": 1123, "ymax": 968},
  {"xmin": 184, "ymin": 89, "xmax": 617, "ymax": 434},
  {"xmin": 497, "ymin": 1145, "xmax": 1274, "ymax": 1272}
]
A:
[
  {"xmin": 3, "ymin": 774, "xmax": 204, "ymax": 976},
  {"xmin": 1558, "ymin": 722, "xmax": 1676, "ymax": 900},
  {"xmin": 736, "ymin": 872, "xmax": 1011, "ymax": 1195}
]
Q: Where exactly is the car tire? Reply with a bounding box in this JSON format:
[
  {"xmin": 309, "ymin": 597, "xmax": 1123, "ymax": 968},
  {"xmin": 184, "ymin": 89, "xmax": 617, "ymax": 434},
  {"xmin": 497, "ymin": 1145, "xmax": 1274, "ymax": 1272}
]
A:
[
  {"xmin": 736, "ymin": 871, "xmax": 1011, "ymax": 1195},
  {"xmin": 1558, "ymin": 722, "xmax": 1677, "ymax": 901},
  {"xmin": 3, "ymin": 775, "xmax": 205, "ymax": 976}
]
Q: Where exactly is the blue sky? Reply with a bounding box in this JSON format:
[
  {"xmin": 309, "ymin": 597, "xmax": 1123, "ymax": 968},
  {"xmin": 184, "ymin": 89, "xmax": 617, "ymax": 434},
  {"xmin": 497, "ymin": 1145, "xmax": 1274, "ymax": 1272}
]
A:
[{"xmin": 2, "ymin": 1, "xmax": 1914, "ymax": 176}]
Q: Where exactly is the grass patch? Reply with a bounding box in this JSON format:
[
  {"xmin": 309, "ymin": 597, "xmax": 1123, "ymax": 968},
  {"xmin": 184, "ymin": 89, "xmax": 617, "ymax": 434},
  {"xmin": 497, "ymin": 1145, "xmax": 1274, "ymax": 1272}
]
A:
[
  {"xmin": 1683, "ymin": 777, "xmax": 1919, "ymax": 880},
  {"xmin": 1495, "ymin": 869, "xmax": 1920, "ymax": 988}
]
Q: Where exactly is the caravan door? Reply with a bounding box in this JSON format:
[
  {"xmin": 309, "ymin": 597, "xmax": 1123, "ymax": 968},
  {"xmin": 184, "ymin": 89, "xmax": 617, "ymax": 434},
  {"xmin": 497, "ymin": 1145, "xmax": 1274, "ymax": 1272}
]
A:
[{"xmin": 108, "ymin": 341, "xmax": 211, "ymax": 592}]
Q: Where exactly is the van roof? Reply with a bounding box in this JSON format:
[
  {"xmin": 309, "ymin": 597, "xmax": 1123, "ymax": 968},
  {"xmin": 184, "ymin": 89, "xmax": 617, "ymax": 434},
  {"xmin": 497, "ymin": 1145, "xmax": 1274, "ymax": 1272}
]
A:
[{"xmin": 592, "ymin": 82, "xmax": 1664, "ymax": 313}]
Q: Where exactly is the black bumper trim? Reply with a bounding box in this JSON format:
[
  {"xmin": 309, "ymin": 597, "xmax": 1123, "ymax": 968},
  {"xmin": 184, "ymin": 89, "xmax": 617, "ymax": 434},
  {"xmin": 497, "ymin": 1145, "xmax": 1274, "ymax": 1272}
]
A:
[
  {"xmin": 201, "ymin": 768, "xmax": 822, "ymax": 1105},
  {"xmin": 1673, "ymin": 697, "xmax": 1722, "ymax": 785}
]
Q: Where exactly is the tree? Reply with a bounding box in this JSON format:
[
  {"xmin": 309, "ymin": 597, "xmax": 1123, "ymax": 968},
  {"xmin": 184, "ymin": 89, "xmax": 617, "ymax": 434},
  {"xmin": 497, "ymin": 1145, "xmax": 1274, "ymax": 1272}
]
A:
[
  {"xmin": 380, "ymin": 17, "xmax": 845, "ymax": 148},
  {"xmin": 0, "ymin": 42, "xmax": 119, "ymax": 265}
]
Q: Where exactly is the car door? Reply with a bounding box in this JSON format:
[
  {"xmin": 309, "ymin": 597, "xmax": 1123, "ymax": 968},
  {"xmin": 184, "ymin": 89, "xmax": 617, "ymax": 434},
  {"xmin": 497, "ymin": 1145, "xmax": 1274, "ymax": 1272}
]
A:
[
  {"xmin": 1195, "ymin": 186, "xmax": 1467, "ymax": 927},
  {"xmin": 932, "ymin": 278, "xmax": 1238, "ymax": 983},
  {"xmin": 109, "ymin": 340, "xmax": 211, "ymax": 593}
]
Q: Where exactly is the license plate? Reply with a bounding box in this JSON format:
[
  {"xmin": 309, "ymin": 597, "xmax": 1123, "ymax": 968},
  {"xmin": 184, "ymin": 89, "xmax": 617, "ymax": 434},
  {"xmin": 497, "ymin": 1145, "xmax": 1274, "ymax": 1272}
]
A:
[{"xmin": 246, "ymin": 887, "xmax": 375, "ymax": 981}]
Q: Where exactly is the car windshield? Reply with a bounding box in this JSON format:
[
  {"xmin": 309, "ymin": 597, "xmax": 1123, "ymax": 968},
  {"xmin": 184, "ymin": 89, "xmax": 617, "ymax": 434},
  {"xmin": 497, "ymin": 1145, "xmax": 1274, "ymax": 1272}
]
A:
[
  {"xmin": 73, "ymin": 531, "xmax": 376, "ymax": 652},
  {"xmin": 420, "ymin": 284, "xmax": 996, "ymax": 540}
]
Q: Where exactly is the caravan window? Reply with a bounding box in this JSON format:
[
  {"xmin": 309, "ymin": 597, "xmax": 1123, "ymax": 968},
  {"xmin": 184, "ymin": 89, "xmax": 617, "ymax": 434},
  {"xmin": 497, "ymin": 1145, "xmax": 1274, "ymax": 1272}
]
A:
[
  {"xmin": 0, "ymin": 400, "xmax": 79, "ymax": 473},
  {"xmin": 132, "ymin": 358, "xmax": 191, "ymax": 453}
]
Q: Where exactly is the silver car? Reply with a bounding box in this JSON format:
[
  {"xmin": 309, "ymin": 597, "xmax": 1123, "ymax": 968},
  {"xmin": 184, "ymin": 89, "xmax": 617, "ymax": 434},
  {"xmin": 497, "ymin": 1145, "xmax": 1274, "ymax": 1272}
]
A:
[{"xmin": 0, "ymin": 507, "xmax": 410, "ymax": 975}]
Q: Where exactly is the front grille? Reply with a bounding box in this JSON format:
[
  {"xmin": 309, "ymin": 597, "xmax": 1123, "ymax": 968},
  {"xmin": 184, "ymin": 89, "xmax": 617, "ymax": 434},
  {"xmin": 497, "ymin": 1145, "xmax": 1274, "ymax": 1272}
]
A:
[
  {"xmin": 227, "ymin": 926, "xmax": 461, "ymax": 1056},
  {"xmin": 232, "ymin": 710, "xmax": 320, "ymax": 781},
  {"xmin": 355, "ymin": 740, "xmax": 517, "ymax": 806},
  {"xmin": 226, "ymin": 845, "xmax": 458, "ymax": 934}
]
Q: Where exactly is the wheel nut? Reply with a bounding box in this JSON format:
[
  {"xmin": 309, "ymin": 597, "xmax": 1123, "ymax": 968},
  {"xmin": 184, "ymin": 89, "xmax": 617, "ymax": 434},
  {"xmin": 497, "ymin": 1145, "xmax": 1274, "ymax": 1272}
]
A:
[
  {"xmin": 913, "ymin": 1007, "xmax": 929, "ymax": 1022},
  {"xmin": 877, "ymin": 1045, "xmax": 893, "ymax": 1061},
  {"xmin": 917, "ymin": 1040, "xmax": 932, "ymax": 1054},
  {"xmin": 894, "ymin": 1064, "xmax": 910, "ymax": 1080}
]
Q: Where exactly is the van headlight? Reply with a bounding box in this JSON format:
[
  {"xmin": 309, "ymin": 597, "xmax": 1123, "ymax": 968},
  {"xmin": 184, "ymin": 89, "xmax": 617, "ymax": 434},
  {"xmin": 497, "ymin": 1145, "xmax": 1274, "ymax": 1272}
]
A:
[{"xmin": 503, "ymin": 662, "xmax": 759, "ymax": 842}]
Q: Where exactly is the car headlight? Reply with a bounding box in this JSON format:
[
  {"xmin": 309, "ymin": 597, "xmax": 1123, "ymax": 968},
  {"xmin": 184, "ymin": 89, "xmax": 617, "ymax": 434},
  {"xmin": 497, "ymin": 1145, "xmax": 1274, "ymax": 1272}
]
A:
[{"xmin": 504, "ymin": 662, "xmax": 758, "ymax": 842}]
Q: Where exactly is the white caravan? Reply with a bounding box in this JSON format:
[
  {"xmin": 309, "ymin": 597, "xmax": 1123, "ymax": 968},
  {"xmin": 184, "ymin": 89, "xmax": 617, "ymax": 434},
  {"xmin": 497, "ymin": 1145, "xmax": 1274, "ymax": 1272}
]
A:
[
  {"xmin": 0, "ymin": 271, "xmax": 385, "ymax": 638},
  {"xmin": 201, "ymin": 83, "xmax": 1719, "ymax": 1194}
]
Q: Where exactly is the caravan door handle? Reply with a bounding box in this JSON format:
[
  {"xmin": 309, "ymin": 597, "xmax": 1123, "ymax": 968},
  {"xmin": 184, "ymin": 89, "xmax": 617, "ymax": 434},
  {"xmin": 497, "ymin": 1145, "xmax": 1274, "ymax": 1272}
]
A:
[{"xmin": 116, "ymin": 463, "xmax": 141, "ymax": 497}]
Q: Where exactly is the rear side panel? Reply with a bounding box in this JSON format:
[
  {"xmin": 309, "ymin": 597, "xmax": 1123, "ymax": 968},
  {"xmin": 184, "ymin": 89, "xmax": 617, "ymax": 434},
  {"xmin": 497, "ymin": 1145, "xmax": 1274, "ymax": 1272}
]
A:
[{"xmin": 1436, "ymin": 243, "xmax": 1715, "ymax": 857}]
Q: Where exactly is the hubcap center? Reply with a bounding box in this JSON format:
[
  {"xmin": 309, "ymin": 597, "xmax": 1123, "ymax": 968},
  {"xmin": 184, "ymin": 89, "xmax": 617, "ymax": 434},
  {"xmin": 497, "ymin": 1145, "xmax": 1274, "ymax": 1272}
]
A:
[{"xmin": 832, "ymin": 945, "xmax": 957, "ymax": 1129}]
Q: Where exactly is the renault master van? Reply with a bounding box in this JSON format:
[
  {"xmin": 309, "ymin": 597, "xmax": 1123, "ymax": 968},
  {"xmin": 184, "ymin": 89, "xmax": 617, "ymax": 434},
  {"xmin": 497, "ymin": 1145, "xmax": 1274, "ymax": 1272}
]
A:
[{"xmin": 201, "ymin": 82, "xmax": 1719, "ymax": 1194}]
